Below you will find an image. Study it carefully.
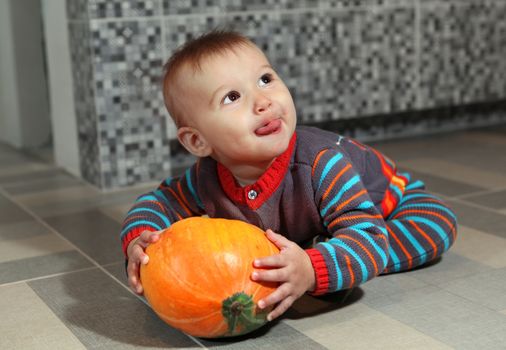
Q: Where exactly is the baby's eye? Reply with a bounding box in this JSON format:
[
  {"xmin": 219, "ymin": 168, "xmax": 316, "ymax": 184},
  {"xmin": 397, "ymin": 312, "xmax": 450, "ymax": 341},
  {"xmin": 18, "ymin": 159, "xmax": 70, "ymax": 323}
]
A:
[
  {"xmin": 258, "ymin": 73, "xmax": 273, "ymax": 87},
  {"xmin": 223, "ymin": 91, "xmax": 240, "ymax": 105}
]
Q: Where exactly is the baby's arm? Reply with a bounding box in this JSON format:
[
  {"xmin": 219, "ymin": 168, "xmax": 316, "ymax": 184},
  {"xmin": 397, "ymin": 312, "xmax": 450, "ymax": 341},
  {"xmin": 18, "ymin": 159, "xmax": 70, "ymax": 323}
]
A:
[
  {"xmin": 121, "ymin": 163, "xmax": 206, "ymax": 294},
  {"xmin": 307, "ymin": 147, "xmax": 389, "ymax": 295}
]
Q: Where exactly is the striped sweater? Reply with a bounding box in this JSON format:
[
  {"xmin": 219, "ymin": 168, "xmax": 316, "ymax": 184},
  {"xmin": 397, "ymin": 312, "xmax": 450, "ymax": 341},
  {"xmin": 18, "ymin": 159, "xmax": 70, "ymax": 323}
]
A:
[{"xmin": 121, "ymin": 126, "xmax": 408, "ymax": 295}]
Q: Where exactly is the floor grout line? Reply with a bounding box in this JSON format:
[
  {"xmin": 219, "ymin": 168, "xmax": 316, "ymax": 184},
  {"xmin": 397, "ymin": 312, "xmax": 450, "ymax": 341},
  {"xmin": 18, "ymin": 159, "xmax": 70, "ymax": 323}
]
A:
[
  {"xmin": 0, "ymin": 186, "xmax": 207, "ymax": 348},
  {"xmin": 453, "ymin": 186, "xmax": 506, "ymax": 200},
  {"xmin": 0, "ymin": 266, "xmax": 98, "ymax": 288}
]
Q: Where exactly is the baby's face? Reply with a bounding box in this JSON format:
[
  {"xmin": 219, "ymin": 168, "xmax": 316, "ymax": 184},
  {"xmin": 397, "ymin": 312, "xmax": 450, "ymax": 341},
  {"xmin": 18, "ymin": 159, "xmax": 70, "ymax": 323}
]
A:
[{"xmin": 177, "ymin": 43, "xmax": 297, "ymax": 167}]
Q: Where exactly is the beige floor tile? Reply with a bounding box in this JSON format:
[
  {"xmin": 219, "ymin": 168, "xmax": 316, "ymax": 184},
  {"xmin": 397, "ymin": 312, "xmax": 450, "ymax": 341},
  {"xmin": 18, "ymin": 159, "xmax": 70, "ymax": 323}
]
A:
[
  {"xmin": 399, "ymin": 158, "xmax": 506, "ymax": 189},
  {"xmin": 0, "ymin": 233, "xmax": 74, "ymax": 264},
  {"xmin": 451, "ymin": 225, "xmax": 506, "ymax": 268},
  {"xmin": 99, "ymin": 203, "xmax": 132, "ymax": 223},
  {"xmin": 12, "ymin": 185, "xmax": 101, "ymax": 207},
  {"xmin": 285, "ymin": 303, "xmax": 452, "ymax": 349},
  {"xmin": 0, "ymin": 162, "xmax": 53, "ymax": 177},
  {"xmin": 0, "ymin": 283, "xmax": 86, "ymax": 349}
]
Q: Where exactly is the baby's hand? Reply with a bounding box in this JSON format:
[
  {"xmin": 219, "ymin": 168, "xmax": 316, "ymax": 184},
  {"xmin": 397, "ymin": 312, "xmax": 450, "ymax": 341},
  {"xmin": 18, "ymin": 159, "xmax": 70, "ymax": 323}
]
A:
[
  {"xmin": 126, "ymin": 230, "xmax": 162, "ymax": 295},
  {"xmin": 251, "ymin": 229, "xmax": 316, "ymax": 321}
]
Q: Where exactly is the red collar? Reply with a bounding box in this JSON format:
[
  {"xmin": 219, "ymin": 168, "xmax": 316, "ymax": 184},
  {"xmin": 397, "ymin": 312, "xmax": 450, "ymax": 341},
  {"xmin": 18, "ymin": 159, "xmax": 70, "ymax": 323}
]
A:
[{"xmin": 217, "ymin": 133, "xmax": 296, "ymax": 210}]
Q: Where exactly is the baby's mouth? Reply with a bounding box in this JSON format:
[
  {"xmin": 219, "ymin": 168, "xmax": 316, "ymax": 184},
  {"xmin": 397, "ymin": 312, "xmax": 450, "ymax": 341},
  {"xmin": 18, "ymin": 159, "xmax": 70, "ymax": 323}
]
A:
[{"xmin": 255, "ymin": 119, "xmax": 282, "ymax": 136}]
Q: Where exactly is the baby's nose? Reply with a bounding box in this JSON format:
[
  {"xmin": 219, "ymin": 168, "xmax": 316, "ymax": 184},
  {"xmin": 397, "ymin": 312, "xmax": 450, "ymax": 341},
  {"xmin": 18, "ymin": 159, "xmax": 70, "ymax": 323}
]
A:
[{"xmin": 254, "ymin": 94, "xmax": 272, "ymax": 113}]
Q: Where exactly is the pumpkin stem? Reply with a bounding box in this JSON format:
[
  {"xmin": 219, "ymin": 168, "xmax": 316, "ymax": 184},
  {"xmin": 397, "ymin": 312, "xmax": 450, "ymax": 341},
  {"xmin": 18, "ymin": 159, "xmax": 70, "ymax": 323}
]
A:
[{"xmin": 222, "ymin": 292, "xmax": 268, "ymax": 336}]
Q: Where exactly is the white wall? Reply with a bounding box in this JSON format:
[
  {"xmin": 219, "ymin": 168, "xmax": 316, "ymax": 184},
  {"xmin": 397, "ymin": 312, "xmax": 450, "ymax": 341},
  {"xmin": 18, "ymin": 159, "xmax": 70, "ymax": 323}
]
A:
[
  {"xmin": 0, "ymin": 0, "xmax": 51, "ymax": 149},
  {"xmin": 41, "ymin": 0, "xmax": 80, "ymax": 176},
  {"xmin": 0, "ymin": 1, "xmax": 23, "ymax": 147}
]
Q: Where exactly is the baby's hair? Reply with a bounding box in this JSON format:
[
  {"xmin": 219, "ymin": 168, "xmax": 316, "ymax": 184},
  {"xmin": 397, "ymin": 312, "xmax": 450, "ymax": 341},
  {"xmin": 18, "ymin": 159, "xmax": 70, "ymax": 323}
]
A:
[{"xmin": 162, "ymin": 29, "xmax": 254, "ymax": 127}]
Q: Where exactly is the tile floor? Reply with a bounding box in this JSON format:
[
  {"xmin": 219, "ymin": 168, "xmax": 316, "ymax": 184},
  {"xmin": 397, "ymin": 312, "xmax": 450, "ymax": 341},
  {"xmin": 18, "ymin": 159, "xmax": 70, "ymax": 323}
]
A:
[{"xmin": 1, "ymin": 124, "xmax": 506, "ymax": 349}]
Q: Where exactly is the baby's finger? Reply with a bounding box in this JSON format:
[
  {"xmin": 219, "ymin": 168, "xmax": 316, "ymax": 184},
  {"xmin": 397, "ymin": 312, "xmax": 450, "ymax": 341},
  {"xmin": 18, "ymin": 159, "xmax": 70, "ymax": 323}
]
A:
[
  {"xmin": 257, "ymin": 284, "xmax": 290, "ymax": 310},
  {"xmin": 253, "ymin": 254, "xmax": 284, "ymax": 268},
  {"xmin": 265, "ymin": 229, "xmax": 292, "ymax": 250},
  {"xmin": 127, "ymin": 262, "xmax": 143, "ymax": 294},
  {"xmin": 267, "ymin": 296, "xmax": 294, "ymax": 321},
  {"xmin": 252, "ymin": 267, "xmax": 288, "ymax": 283},
  {"xmin": 137, "ymin": 230, "xmax": 161, "ymax": 247}
]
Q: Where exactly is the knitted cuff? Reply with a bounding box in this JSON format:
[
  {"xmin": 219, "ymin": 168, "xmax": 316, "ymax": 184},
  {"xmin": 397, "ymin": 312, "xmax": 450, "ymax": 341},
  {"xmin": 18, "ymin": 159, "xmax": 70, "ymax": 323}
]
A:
[
  {"xmin": 305, "ymin": 248, "xmax": 330, "ymax": 296},
  {"xmin": 121, "ymin": 226, "xmax": 158, "ymax": 258}
]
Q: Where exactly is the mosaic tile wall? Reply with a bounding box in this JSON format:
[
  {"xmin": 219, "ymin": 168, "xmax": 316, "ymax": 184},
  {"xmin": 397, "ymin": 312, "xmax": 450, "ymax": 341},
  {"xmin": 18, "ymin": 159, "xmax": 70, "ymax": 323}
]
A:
[{"xmin": 66, "ymin": 0, "xmax": 506, "ymax": 189}]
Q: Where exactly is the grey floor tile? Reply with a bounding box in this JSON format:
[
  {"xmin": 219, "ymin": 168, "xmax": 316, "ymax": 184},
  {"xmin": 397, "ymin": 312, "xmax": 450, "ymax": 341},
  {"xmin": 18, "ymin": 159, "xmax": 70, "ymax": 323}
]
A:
[
  {"xmin": 103, "ymin": 261, "xmax": 128, "ymax": 288},
  {"xmin": 285, "ymin": 301, "xmax": 453, "ymax": 349},
  {"xmin": 439, "ymin": 267, "xmax": 506, "ymax": 312},
  {"xmin": 0, "ymin": 168, "xmax": 66, "ymax": 186},
  {"xmin": 201, "ymin": 321, "xmax": 327, "ymax": 349},
  {"xmin": 28, "ymin": 268, "xmax": 200, "ymax": 349},
  {"xmin": 399, "ymin": 168, "xmax": 485, "ymax": 197},
  {"xmin": 2, "ymin": 172, "xmax": 84, "ymax": 195},
  {"xmin": 446, "ymin": 199, "xmax": 506, "ymax": 238},
  {"xmin": 0, "ymin": 283, "xmax": 87, "ymax": 349},
  {"xmin": 462, "ymin": 189, "xmax": 506, "ymax": 210},
  {"xmin": 0, "ymin": 219, "xmax": 51, "ymax": 240},
  {"xmin": 44, "ymin": 210, "xmax": 124, "ymax": 265},
  {"xmin": 366, "ymin": 286, "xmax": 506, "ymax": 349},
  {"xmin": 0, "ymin": 250, "xmax": 92, "ymax": 284},
  {"xmin": 361, "ymin": 272, "xmax": 430, "ymax": 301},
  {"xmin": 0, "ymin": 193, "xmax": 33, "ymax": 224},
  {"xmin": 20, "ymin": 186, "xmax": 147, "ymax": 219},
  {"xmin": 406, "ymin": 252, "xmax": 492, "ymax": 286}
]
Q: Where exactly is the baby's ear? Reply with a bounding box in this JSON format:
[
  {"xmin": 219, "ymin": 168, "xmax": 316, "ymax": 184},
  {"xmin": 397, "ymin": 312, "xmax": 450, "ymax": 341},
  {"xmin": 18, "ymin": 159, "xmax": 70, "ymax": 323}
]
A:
[{"xmin": 177, "ymin": 127, "xmax": 212, "ymax": 157}]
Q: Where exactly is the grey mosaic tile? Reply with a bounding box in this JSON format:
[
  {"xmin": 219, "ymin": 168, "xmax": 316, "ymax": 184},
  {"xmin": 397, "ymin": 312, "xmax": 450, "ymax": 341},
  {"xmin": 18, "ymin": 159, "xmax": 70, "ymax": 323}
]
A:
[
  {"xmin": 68, "ymin": 22, "xmax": 101, "ymax": 188},
  {"xmin": 90, "ymin": 19, "xmax": 172, "ymax": 188},
  {"xmin": 163, "ymin": 7, "xmax": 417, "ymax": 123},
  {"xmin": 66, "ymin": 0, "xmax": 89, "ymax": 20},
  {"xmin": 162, "ymin": 0, "xmax": 320, "ymax": 15},
  {"xmin": 88, "ymin": 0, "xmax": 162, "ymax": 19},
  {"xmin": 419, "ymin": 1, "xmax": 506, "ymax": 109}
]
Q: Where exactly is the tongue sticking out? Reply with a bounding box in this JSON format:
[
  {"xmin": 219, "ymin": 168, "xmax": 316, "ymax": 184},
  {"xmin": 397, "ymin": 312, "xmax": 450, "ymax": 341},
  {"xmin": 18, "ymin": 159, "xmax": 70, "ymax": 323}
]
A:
[{"xmin": 255, "ymin": 119, "xmax": 281, "ymax": 136}]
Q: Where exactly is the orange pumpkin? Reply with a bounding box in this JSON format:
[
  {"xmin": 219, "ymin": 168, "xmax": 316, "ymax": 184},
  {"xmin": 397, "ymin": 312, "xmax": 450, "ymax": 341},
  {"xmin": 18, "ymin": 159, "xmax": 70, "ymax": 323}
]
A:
[{"xmin": 140, "ymin": 217, "xmax": 280, "ymax": 338}]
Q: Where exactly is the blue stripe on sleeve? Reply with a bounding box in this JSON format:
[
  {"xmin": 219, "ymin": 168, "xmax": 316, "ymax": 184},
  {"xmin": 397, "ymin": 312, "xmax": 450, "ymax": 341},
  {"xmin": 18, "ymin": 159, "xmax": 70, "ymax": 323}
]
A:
[
  {"xmin": 328, "ymin": 238, "xmax": 369, "ymax": 284},
  {"xmin": 127, "ymin": 208, "xmax": 171, "ymax": 227},
  {"xmin": 317, "ymin": 153, "xmax": 343, "ymax": 191},
  {"xmin": 391, "ymin": 203, "xmax": 457, "ymax": 221},
  {"xmin": 388, "ymin": 245, "xmax": 401, "ymax": 272},
  {"xmin": 320, "ymin": 242, "xmax": 343, "ymax": 290},
  {"xmin": 357, "ymin": 201, "xmax": 374, "ymax": 210},
  {"xmin": 392, "ymin": 221, "xmax": 427, "ymax": 265},
  {"xmin": 136, "ymin": 194, "xmax": 158, "ymax": 203},
  {"xmin": 405, "ymin": 180, "xmax": 425, "ymax": 190},
  {"xmin": 349, "ymin": 224, "xmax": 388, "ymax": 267},
  {"xmin": 399, "ymin": 193, "xmax": 442, "ymax": 205},
  {"xmin": 120, "ymin": 221, "xmax": 163, "ymax": 239},
  {"xmin": 321, "ymin": 174, "xmax": 361, "ymax": 216},
  {"xmin": 186, "ymin": 168, "xmax": 204, "ymax": 210},
  {"xmin": 404, "ymin": 216, "xmax": 450, "ymax": 251}
]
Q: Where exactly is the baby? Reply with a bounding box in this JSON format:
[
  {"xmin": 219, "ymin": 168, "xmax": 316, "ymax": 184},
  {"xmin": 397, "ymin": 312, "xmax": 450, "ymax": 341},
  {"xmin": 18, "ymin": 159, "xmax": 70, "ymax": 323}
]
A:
[{"xmin": 121, "ymin": 30, "xmax": 457, "ymax": 322}]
